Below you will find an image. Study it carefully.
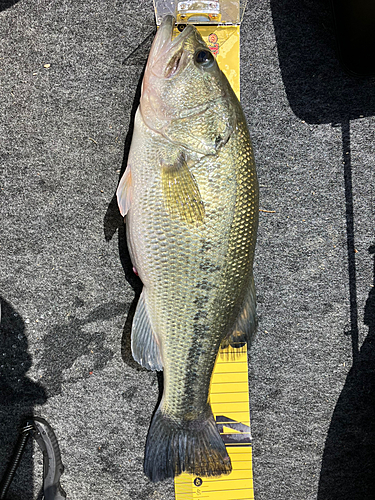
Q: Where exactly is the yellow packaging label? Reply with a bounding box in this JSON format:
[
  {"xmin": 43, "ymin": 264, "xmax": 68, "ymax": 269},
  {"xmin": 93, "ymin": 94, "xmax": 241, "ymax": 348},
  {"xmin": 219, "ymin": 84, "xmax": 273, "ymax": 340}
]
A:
[
  {"xmin": 174, "ymin": 23, "xmax": 254, "ymax": 500},
  {"xmin": 197, "ymin": 25, "xmax": 240, "ymax": 99}
]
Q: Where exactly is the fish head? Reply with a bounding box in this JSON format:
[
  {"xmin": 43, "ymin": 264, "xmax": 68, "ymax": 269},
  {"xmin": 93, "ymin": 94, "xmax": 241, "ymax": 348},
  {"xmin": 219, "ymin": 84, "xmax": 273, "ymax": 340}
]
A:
[{"xmin": 140, "ymin": 15, "xmax": 236, "ymax": 155}]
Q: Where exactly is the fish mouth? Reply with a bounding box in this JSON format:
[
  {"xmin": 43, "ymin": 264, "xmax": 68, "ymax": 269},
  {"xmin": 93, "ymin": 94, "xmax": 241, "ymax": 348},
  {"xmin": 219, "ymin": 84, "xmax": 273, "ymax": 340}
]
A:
[
  {"xmin": 147, "ymin": 15, "xmax": 196, "ymax": 79},
  {"xmin": 140, "ymin": 16, "xmax": 205, "ymax": 131}
]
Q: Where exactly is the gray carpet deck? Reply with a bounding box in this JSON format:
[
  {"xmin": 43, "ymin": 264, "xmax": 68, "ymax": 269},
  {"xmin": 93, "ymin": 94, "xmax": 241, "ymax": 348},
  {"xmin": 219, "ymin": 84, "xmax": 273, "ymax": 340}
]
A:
[{"xmin": 1, "ymin": 0, "xmax": 374, "ymax": 499}]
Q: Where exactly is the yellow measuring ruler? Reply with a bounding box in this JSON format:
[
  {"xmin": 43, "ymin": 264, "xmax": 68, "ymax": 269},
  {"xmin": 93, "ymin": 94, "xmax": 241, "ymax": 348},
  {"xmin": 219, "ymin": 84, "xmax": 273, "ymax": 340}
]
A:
[{"xmin": 174, "ymin": 22, "xmax": 254, "ymax": 500}]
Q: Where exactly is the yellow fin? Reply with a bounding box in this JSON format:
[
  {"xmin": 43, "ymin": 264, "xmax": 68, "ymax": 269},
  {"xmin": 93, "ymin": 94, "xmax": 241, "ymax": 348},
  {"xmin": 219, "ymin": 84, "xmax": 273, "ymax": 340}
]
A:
[{"xmin": 161, "ymin": 155, "xmax": 205, "ymax": 224}]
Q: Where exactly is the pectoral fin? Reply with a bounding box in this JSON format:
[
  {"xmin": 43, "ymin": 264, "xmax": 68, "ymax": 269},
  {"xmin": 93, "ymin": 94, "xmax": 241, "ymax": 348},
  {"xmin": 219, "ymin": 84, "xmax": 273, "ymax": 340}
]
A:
[
  {"xmin": 116, "ymin": 166, "xmax": 132, "ymax": 217},
  {"xmin": 221, "ymin": 276, "xmax": 257, "ymax": 350},
  {"xmin": 161, "ymin": 154, "xmax": 205, "ymax": 224}
]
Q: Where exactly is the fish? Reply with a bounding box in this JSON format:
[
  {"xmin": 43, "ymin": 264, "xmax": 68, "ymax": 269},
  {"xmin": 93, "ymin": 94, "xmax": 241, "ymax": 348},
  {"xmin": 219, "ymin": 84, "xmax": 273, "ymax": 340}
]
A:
[{"xmin": 117, "ymin": 15, "xmax": 259, "ymax": 482}]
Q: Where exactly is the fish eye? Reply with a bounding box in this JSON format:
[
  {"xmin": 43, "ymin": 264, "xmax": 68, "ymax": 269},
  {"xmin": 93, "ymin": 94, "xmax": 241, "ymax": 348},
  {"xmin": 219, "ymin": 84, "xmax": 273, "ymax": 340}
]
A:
[{"xmin": 194, "ymin": 49, "xmax": 214, "ymax": 68}]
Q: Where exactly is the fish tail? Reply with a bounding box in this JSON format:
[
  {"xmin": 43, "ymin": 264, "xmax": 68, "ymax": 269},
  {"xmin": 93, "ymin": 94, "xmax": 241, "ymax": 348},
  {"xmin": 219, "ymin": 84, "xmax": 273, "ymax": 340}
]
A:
[{"xmin": 144, "ymin": 406, "xmax": 232, "ymax": 482}]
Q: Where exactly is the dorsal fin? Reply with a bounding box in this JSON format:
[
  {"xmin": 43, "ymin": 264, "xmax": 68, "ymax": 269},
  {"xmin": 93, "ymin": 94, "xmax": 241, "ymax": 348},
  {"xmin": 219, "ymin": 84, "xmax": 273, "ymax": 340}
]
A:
[{"xmin": 221, "ymin": 276, "xmax": 257, "ymax": 350}]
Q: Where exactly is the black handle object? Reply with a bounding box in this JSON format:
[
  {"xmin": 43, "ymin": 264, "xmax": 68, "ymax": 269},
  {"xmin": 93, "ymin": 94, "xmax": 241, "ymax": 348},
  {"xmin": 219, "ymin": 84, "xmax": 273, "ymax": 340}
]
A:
[
  {"xmin": 32, "ymin": 417, "xmax": 66, "ymax": 500},
  {"xmin": 0, "ymin": 422, "xmax": 34, "ymax": 499},
  {"xmin": 0, "ymin": 417, "xmax": 66, "ymax": 499}
]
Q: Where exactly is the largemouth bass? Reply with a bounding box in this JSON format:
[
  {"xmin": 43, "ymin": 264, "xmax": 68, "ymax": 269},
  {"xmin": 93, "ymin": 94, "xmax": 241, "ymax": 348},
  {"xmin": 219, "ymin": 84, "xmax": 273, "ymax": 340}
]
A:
[{"xmin": 117, "ymin": 15, "xmax": 259, "ymax": 482}]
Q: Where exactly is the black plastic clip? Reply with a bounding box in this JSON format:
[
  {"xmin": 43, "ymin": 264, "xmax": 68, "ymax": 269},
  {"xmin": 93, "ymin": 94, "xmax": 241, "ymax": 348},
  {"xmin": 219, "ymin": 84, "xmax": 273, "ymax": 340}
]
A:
[{"xmin": 0, "ymin": 417, "xmax": 66, "ymax": 500}]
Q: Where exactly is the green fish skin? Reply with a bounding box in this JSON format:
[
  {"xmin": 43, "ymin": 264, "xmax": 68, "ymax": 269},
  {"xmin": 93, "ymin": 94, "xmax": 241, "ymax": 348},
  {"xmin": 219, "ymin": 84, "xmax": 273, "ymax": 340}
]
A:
[{"xmin": 117, "ymin": 15, "xmax": 259, "ymax": 482}]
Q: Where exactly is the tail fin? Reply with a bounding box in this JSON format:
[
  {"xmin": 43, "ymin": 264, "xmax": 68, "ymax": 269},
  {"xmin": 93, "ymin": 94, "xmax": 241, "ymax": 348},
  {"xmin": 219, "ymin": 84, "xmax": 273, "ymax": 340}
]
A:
[{"xmin": 144, "ymin": 407, "xmax": 232, "ymax": 482}]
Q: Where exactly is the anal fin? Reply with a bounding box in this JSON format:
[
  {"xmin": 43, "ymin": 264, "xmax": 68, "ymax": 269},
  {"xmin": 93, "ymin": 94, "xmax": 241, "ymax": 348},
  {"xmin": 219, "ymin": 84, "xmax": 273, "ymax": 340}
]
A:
[
  {"xmin": 222, "ymin": 275, "xmax": 258, "ymax": 350},
  {"xmin": 132, "ymin": 290, "xmax": 163, "ymax": 371}
]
